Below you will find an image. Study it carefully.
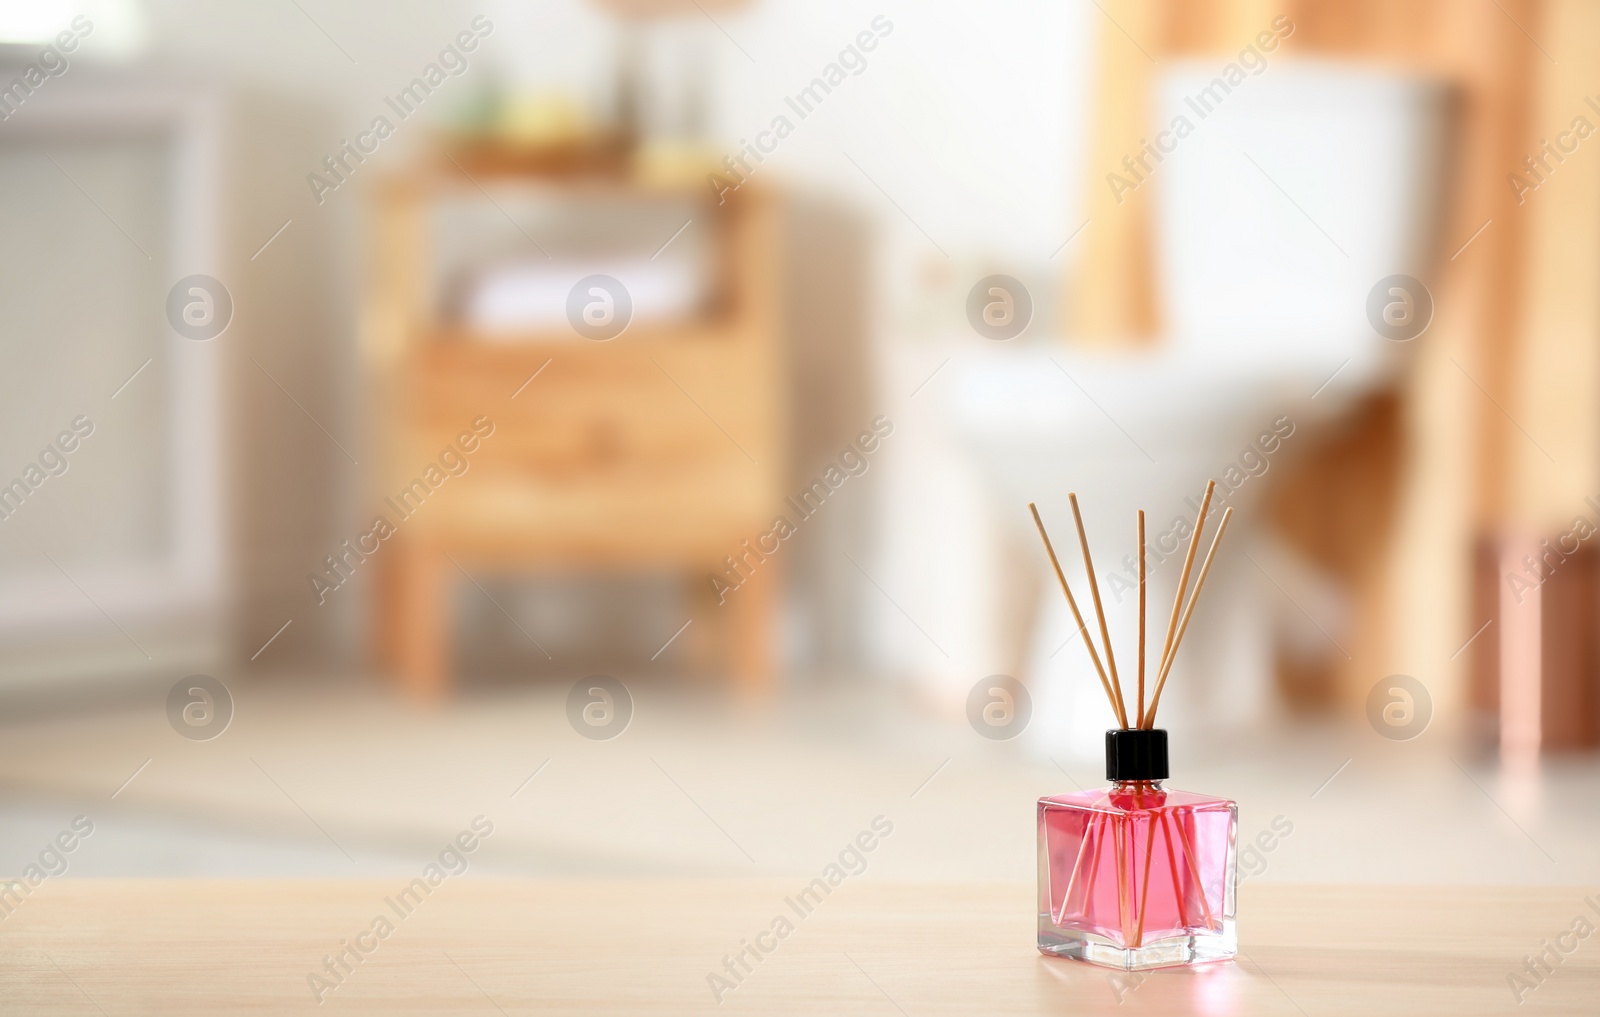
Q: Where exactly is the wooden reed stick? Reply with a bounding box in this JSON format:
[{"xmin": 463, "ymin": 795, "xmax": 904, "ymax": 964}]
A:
[
  {"xmin": 1133, "ymin": 806, "xmax": 1157, "ymax": 948},
  {"xmin": 1160, "ymin": 812, "xmax": 1190, "ymax": 930},
  {"xmin": 1067, "ymin": 494, "xmax": 1127, "ymax": 727},
  {"xmin": 1157, "ymin": 481, "xmax": 1214, "ymax": 690},
  {"xmin": 1170, "ymin": 811, "xmax": 1218, "ymax": 930},
  {"xmin": 1144, "ymin": 507, "xmax": 1233, "ymax": 729},
  {"xmin": 1030, "ymin": 503, "xmax": 1127, "ymax": 727},
  {"xmin": 1136, "ymin": 510, "xmax": 1146, "ymax": 728},
  {"xmin": 1057, "ymin": 813, "xmax": 1101, "ymax": 925},
  {"xmin": 1074, "ymin": 811, "xmax": 1108, "ymax": 920},
  {"xmin": 1114, "ymin": 817, "xmax": 1131, "ymax": 946}
]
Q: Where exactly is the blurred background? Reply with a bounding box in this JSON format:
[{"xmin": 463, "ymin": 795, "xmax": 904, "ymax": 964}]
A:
[{"xmin": 0, "ymin": 0, "xmax": 1596, "ymax": 888}]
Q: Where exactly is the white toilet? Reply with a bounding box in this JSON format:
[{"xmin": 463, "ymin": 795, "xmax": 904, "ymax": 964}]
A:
[{"xmin": 948, "ymin": 61, "xmax": 1450, "ymax": 759}]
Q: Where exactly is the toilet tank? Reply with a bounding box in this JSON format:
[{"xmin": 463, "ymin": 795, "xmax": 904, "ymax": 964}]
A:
[{"xmin": 1150, "ymin": 60, "xmax": 1451, "ymax": 363}]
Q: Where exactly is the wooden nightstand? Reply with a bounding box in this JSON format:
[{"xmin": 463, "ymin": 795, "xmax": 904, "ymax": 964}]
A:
[{"xmin": 362, "ymin": 157, "xmax": 785, "ymax": 698}]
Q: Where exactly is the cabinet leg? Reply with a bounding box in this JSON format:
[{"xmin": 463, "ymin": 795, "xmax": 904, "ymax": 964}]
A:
[
  {"xmin": 684, "ymin": 571, "xmax": 720, "ymax": 683},
  {"xmin": 726, "ymin": 561, "xmax": 778, "ymax": 697},
  {"xmin": 381, "ymin": 540, "xmax": 452, "ymax": 701}
]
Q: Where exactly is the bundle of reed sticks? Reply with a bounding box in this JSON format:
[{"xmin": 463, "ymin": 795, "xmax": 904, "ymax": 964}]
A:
[{"xmin": 1029, "ymin": 481, "xmax": 1231, "ymax": 730}]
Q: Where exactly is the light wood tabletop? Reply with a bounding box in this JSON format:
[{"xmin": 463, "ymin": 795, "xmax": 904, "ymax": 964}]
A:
[{"xmin": 2, "ymin": 880, "xmax": 1596, "ymax": 1014}]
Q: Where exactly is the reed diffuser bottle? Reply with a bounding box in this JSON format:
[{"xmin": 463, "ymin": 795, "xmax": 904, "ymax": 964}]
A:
[{"xmin": 1030, "ymin": 484, "xmax": 1239, "ymax": 969}]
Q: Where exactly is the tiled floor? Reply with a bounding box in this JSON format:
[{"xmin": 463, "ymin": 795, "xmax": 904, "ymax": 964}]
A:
[{"xmin": 0, "ymin": 671, "xmax": 1595, "ymax": 884}]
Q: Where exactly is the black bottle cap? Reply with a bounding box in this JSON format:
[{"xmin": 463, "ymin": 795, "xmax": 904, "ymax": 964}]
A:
[{"xmin": 1105, "ymin": 728, "xmax": 1169, "ymax": 781}]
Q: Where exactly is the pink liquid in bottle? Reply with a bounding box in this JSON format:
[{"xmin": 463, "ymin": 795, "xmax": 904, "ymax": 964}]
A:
[{"xmin": 1038, "ymin": 731, "xmax": 1237, "ymax": 969}]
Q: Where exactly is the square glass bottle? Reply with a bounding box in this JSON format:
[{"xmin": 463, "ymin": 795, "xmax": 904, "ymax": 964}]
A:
[{"xmin": 1037, "ymin": 729, "xmax": 1237, "ymax": 969}]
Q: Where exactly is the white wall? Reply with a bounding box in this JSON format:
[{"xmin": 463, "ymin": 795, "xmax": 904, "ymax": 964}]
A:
[
  {"xmin": 133, "ymin": 0, "xmax": 1095, "ymax": 296},
  {"xmin": 121, "ymin": 0, "xmax": 1101, "ymax": 683}
]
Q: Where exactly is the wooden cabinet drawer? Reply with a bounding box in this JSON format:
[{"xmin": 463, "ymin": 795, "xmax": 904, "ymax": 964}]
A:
[{"xmin": 395, "ymin": 342, "xmax": 776, "ymax": 483}]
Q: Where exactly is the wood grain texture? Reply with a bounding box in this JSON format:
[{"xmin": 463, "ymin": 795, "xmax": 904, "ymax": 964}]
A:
[{"xmin": 1, "ymin": 881, "xmax": 1595, "ymax": 1014}]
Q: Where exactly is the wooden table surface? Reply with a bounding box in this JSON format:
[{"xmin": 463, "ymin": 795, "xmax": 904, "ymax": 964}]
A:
[{"xmin": 2, "ymin": 881, "xmax": 1596, "ymax": 1014}]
